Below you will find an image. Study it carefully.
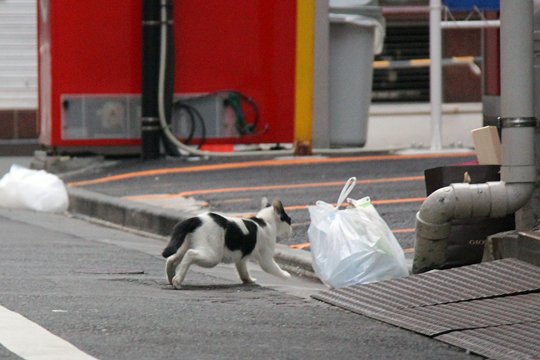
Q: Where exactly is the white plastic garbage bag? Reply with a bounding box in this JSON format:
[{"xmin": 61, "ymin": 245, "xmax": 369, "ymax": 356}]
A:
[
  {"xmin": 0, "ymin": 165, "xmax": 69, "ymax": 213},
  {"xmin": 308, "ymin": 177, "xmax": 409, "ymax": 288}
]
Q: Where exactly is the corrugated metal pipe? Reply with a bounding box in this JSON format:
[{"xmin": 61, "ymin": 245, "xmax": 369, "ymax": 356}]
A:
[{"xmin": 412, "ymin": 0, "xmax": 537, "ymax": 274}]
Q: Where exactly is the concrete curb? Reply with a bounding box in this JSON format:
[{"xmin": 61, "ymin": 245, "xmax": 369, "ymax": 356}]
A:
[
  {"xmin": 67, "ymin": 187, "xmax": 319, "ymax": 282},
  {"xmin": 68, "ymin": 187, "xmax": 191, "ymax": 237}
]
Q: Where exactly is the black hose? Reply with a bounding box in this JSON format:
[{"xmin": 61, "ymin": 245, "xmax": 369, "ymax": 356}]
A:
[
  {"xmin": 173, "ymin": 103, "xmax": 195, "ymax": 144},
  {"xmin": 172, "ymin": 101, "xmax": 207, "ymax": 149},
  {"xmin": 189, "ymin": 104, "xmax": 207, "ymax": 149}
]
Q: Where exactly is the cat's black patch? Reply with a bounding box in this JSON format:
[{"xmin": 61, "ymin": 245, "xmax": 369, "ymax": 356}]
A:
[
  {"xmin": 208, "ymin": 213, "xmax": 228, "ymax": 228},
  {"xmin": 248, "ymin": 216, "xmax": 267, "ymax": 227},
  {"xmin": 162, "ymin": 216, "xmax": 203, "ymax": 258},
  {"xmin": 209, "ymin": 213, "xmax": 257, "ymax": 257},
  {"xmin": 280, "ymin": 212, "xmax": 292, "ymax": 225},
  {"xmin": 232, "ymin": 219, "xmax": 257, "ymax": 257}
]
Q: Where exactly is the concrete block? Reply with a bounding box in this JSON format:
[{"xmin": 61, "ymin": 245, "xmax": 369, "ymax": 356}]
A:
[{"xmin": 484, "ymin": 230, "xmax": 540, "ymax": 266}]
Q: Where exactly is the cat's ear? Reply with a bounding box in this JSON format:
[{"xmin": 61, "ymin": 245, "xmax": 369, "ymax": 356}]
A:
[
  {"xmin": 261, "ymin": 197, "xmax": 271, "ymax": 209},
  {"xmin": 272, "ymin": 199, "xmax": 292, "ymax": 225},
  {"xmin": 272, "ymin": 199, "xmax": 285, "ymax": 214}
]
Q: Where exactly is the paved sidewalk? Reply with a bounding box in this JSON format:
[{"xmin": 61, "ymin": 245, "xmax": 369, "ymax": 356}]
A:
[{"xmin": 0, "ymin": 207, "xmax": 481, "ymax": 359}]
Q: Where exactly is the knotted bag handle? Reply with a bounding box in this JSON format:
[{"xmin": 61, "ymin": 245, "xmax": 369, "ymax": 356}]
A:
[{"xmin": 315, "ymin": 177, "xmax": 357, "ymax": 210}]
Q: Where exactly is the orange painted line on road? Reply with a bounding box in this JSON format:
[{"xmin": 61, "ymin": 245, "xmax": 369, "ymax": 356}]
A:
[
  {"xmin": 391, "ymin": 228, "xmax": 416, "ymax": 234},
  {"xmin": 371, "ymin": 197, "xmax": 426, "ymax": 205},
  {"xmin": 231, "ymin": 197, "xmax": 425, "ymax": 217},
  {"xmin": 67, "ymin": 152, "xmax": 473, "ymax": 187},
  {"xmin": 289, "ymin": 243, "xmax": 311, "ymax": 250},
  {"xmin": 284, "ymin": 197, "xmax": 426, "ymax": 212},
  {"xmin": 289, "ymin": 242, "xmax": 416, "ymax": 253},
  {"xmin": 123, "ymin": 176, "xmax": 425, "ymax": 201}
]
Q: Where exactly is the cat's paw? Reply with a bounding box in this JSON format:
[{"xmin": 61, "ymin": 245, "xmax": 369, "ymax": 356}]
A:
[
  {"xmin": 166, "ymin": 262, "xmax": 176, "ymax": 285},
  {"xmin": 242, "ymin": 277, "xmax": 257, "ymax": 284},
  {"xmin": 171, "ymin": 276, "xmax": 183, "ymax": 290},
  {"xmin": 281, "ymin": 270, "xmax": 291, "ymax": 279}
]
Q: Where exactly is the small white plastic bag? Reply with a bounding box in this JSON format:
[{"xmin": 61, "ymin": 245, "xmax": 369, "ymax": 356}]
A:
[
  {"xmin": 308, "ymin": 177, "xmax": 409, "ymax": 288},
  {"xmin": 0, "ymin": 165, "xmax": 69, "ymax": 213}
]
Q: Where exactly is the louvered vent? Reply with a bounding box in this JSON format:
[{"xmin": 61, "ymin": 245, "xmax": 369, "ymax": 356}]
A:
[{"xmin": 373, "ymin": 23, "xmax": 430, "ymax": 103}]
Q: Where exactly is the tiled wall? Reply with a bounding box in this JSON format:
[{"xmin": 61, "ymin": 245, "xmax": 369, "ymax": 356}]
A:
[{"xmin": 0, "ymin": 110, "xmax": 38, "ymax": 140}]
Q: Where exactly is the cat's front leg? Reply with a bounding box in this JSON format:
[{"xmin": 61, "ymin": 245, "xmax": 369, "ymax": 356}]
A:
[
  {"xmin": 258, "ymin": 256, "xmax": 291, "ymax": 280},
  {"xmin": 235, "ymin": 258, "xmax": 256, "ymax": 284}
]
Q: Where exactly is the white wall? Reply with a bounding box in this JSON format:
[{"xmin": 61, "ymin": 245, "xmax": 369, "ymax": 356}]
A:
[{"xmin": 363, "ymin": 103, "xmax": 483, "ymax": 151}]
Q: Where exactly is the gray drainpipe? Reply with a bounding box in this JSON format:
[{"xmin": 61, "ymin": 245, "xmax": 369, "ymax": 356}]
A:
[{"xmin": 413, "ymin": 0, "xmax": 537, "ymax": 274}]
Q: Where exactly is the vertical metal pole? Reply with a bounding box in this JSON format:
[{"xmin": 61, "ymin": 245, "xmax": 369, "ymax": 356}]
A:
[
  {"xmin": 141, "ymin": 0, "xmax": 162, "ymax": 159},
  {"xmin": 500, "ymin": 0, "xmax": 534, "ymax": 118},
  {"xmin": 429, "ymin": 0, "xmax": 443, "ymax": 151},
  {"xmin": 499, "ymin": 0, "xmax": 537, "ymax": 231}
]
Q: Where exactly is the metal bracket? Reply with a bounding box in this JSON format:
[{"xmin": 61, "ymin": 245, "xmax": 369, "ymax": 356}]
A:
[{"xmin": 499, "ymin": 117, "xmax": 537, "ymax": 128}]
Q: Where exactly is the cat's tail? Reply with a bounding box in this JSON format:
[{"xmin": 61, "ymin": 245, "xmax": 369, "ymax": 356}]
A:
[{"xmin": 162, "ymin": 217, "xmax": 202, "ymax": 258}]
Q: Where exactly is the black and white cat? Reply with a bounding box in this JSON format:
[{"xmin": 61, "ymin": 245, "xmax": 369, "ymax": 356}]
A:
[{"xmin": 162, "ymin": 199, "xmax": 292, "ymax": 289}]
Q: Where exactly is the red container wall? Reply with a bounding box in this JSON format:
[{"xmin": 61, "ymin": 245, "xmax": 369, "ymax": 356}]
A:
[
  {"xmin": 174, "ymin": 1, "xmax": 296, "ymax": 144},
  {"xmin": 39, "ymin": 0, "xmax": 296, "ymax": 148}
]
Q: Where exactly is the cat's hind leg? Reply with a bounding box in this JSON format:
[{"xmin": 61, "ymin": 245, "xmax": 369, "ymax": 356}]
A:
[
  {"xmin": 235, "ymin": 258, "xmax": 256, "ymax": 284},
  {"xmin": 165, "ymin": 254, "xmax": 180, "ymax": 285},
  {"xmin": 165, "ymin": 244, "xmax": 189, "ymax": 285},
  {"xmin": 171, "ymin": 247, "xmax": 221, "ymax": 289}
]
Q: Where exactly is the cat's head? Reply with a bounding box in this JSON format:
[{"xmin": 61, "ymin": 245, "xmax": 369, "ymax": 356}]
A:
[{"xmin": 260, "ymin": 198, "xmax": 292, "ymax": 237}]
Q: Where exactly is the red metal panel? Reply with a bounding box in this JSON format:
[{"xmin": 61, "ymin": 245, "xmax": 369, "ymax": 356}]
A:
[
  {"xmin": 40, "ymin": 0, "xmax": 142, "ymax": 147},
  {"xmin": 39, "ymin": 0, "xmax": 296, "ymax": 148},
  {"xmin": 174, "ymin": 1, "xmax": 296, "ymax": 144}
]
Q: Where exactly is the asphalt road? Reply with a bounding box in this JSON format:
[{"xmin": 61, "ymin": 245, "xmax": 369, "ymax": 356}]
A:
[
  {"xmin": 0, "ymin": 207, "xmax": 479, "ymax": 360},
  {"xmin": 65, "ymin": 152, "xmax": 477, "ymax": 254}
]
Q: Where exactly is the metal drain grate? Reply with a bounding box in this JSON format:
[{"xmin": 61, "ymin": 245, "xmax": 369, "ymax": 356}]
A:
[
  {"xmin": 372, "ymin": 292, "xmax": 540, "ymax": 336},
  {"xmin": 312, "ymin": 258, "xmax": 540, "ymax": 316},
  {"xmin": 311, "ymin": 259, "xmax": 540, "ymax": 360},
  {"xmin": 437, "ymin": 321, "xmax": 540, "ymax": 360}
]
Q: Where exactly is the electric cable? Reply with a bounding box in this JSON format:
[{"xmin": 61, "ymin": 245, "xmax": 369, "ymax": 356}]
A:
[
  {"xmin": 171, "ymin": 103, "xmax": 196, "ymax": 144},
  {"xmin": 173, "ymin": 102, "xmax": 206, "ymax": 148},
  {"xmin": 172, "ymin": 89, "xmax": 263, "ymax": 149}
]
